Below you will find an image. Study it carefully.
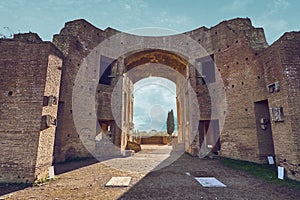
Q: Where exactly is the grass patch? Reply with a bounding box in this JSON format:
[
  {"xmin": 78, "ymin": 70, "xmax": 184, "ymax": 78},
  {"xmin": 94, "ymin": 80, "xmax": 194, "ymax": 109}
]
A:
[
  {"xmin": 221, "ymin": 158, "xmax": 300, "ymax": 189},
  {"xmin": 33, "ymin": 176, "xmax": 58, "ymax": 186}
]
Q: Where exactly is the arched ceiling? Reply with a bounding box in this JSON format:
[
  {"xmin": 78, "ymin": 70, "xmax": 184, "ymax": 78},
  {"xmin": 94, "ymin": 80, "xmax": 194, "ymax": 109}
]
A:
[{"xmin": 124, "ymin": 49, "xmax": 188, "ymax": 75}]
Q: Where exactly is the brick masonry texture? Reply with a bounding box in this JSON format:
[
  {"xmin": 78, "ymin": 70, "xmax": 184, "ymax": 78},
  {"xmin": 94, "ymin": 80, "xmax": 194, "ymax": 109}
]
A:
[
  {"xmin": 0, "ymin": 33, "xmax": 63, "ymax": 183},
  {"xmin": 0, "ymin": 18, "xmax": 299, "ymax": 183}
]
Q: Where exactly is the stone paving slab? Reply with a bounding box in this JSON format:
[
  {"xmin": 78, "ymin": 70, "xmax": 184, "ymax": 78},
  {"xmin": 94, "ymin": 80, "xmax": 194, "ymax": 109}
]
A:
[
  {"xmin": 194, "ymin": 177, "xmax": 226, "ymax": 187},
  {"xmin": 105, "ymin": 177, "xmax": 132, "ymax": 187}
]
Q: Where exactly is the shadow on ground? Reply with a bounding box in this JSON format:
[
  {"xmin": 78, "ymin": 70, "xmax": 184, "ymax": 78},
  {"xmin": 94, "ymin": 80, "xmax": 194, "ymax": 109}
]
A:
[
  {"xmin": 54, "ymin": 158, "xmax": 99, "ymax": 175},
  {"xmin": 118, "ymin": 153, "xmax": 300, "ymax": 200},
  {"xmin": 0, "ymin": 183, "xmax": 30, "ymax": 196}
]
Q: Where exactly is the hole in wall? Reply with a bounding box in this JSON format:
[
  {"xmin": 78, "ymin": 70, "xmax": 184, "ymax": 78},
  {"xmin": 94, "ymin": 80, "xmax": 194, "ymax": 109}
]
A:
[
  {"xmin": 255, "ymin": 53, "xmax": 258, "ymax": 56},
  {"xmin": 245, "ymin": 57, "xmax": 249, "ymax": 60},
  {"xmin": 235, "ymin": 40, "xmax": 238, "ymax": 43},
  {"xmin": 227, "ymin": 65, "xmax": 229, "ymax": 69},
  {"xmin": 67, "ymin": 134, "xmax": 70, "ymax": 137},
  {"xmin": 8, "ymin": 91, "xmax": 13, "ymax": 96},
  {"xmin": 245, "ymin": 108, "xmax": 248, "ymax": 111},
  {"xmin": 236, "ymin": 62, "xmax": 239, "ymax": 65},
  {"xmin": 198, "ymin": 39, "xmax": 201, "ymax": 42},
  {"xmin": 215, "ymin": 31, "xmax": 218, "ymax": 35},
  {"xmin": 257, "ymin": 76, "xmax": 261, "ymax": 79},
  {"xmin": 70, "ymin": 110, "xmax": 72, "ymax": 113},
  {"xmin": 241, "ymin": 82, "xmax": 244, "ymax": 85},
  {"xmin": 69, "ymin": 59, "xmax": 72, "ymax": 62},
  {"xmin": 218, "ymin": 68, "xmax": 221, "ymax": 71},
  {"xmin": 232, "ymin": 85, "xmax": 235, "ymax": 88},
  {"xmin": 227, "ymin": 45, "xmax": 230, "ymax": 48},
  {"xmin": 218, "ymin": 49, "xmax": 221, "ymax": 52}
]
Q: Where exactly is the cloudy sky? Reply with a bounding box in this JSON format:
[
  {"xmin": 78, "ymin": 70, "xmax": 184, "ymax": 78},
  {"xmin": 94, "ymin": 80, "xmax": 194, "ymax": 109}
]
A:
[
  {"xmin": 0, "ymin": 0, "xmax": 298, "ymax": 131},
  {"xmin": 133, "ymin": 77, "xmax": 177, "ymax": 132},
  {"xmin": 0, "ymin": 0, "xmax": 298, "ymax": 43}
]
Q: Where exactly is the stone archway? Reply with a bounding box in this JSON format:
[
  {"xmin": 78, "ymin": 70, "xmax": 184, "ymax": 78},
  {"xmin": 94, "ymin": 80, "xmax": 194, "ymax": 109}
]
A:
[
  {"xmin": 114, "ymin": 49, "xmax": 192, "ymax": 153},
  {"xmin": 71, "ymin": 30, "xmax": 226, "ymax": 161}
]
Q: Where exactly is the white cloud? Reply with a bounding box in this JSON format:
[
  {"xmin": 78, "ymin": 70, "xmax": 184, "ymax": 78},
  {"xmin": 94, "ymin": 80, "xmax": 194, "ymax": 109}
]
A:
[
  {"xmin": 254, "ymin": 0, "xmax": 290, "ymax": 43},
  {"xmin": 274, "ymin": 0, "xmax": 290, "ymax": 10},
  {"xmin": 220, "ymin": 0, "xmax": 251, "ymax": 12},
  {"xmin": 154, "ymin": 10, "xmax": 195, "ymax": 31},
  {"xmin": 124, "ymin": 4, "xmax": 131, "ymax": 10},
  {"xmin": 133, "ymin": 77, "xmax": 176, "ymax": 131}
]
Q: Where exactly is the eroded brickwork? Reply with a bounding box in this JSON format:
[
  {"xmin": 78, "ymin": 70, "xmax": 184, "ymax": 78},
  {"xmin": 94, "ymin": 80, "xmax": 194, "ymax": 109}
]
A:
[
  {"xmin": 0, "ymin": 18, "xmax": 299, "ymax": 182},
  {"xmin": 0, "ymin": 34, "xmax": 63, "ymax": 183}
]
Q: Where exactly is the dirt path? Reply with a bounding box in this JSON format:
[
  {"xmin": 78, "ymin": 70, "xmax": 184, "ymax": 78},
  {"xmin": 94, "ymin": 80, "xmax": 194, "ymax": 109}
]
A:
[{"xmin": 1, "ymin": 145, "xmax": 299, "ymax": 200}]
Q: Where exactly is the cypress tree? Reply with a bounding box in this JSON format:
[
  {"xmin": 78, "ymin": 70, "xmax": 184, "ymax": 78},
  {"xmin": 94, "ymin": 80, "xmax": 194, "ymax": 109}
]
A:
[{"xmin": 166, "ymin": 109, "xmax": 174, "ymax": 136}]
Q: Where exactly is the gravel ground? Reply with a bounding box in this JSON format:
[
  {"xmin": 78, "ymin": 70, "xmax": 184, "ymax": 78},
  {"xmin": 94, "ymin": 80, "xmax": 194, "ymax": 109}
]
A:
[{"xmin": 0, "ymin": 145, "xmax": 299, "ymax": 200}]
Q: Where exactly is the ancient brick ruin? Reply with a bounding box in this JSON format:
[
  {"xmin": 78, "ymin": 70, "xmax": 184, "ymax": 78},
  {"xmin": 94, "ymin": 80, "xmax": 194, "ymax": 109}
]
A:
[{"xmin": 0, "ymin": 18, "xmax": 299, "ymax": 183}]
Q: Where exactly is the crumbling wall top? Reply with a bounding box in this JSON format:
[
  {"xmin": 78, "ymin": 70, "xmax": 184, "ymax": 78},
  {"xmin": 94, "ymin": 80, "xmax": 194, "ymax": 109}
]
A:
[
  {"xmin": 59, "ymin": 18, "xmax": 104, "ymax": 37},
  {"xmin": 219, "ymin": 17, "xmax": 253, "ymax": 31},
  {"xmin": 278, "ymin": 31, "xmax": 300, "ymax": 41},
  {"xmin": 13, "ymin": 32, "xmax": 43, "ymax": 43}
]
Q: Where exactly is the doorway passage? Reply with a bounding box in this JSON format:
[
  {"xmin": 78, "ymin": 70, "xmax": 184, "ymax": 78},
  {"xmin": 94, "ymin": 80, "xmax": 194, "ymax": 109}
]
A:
[
  {"xmin": 198, "ymin": 120, "xmax": 220, "ymax": 154},
  {"xmin": 254, "ymin": 100, "xmax": 275, "ymax": 162}
]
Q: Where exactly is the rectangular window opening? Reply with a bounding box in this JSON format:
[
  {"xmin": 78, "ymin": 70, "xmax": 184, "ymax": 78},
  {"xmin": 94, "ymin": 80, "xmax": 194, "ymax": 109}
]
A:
[
  {"xmin": 99, "ymin": 55, "xmax": 115, "ymax": 85},
  {"xmin": 195, "ymin": 54, "xmax": 215, "ymax": 85}
]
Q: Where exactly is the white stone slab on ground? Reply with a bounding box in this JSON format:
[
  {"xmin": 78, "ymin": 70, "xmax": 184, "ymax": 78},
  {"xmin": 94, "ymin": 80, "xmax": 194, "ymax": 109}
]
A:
[
  {"xmin": 195, "ymin": 177, "xmax": 226, "ymax": 187},
  {"xmin": 105, "ymin": 177, "xmax": 132, "ymax": 187}
]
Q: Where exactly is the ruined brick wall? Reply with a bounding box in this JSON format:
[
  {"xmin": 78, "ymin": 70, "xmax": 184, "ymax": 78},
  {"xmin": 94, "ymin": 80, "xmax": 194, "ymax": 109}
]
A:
[
  {"xmin": 97, "ymin": 84, "xmax": 114, "ymax": 120},
  {"xmin": 0, "ymin": 34, "xmax": 63, "ymax": 183},
  {"xmin": 1, "ymin": 17, "xmax": 299, "ymax": 183},
  {"xmin": 187, "ymin": 19, "xmax": 300, "ymax": 180},
  {"xmin": 261, "ymin": 32, "xmax": 300, "ymax": 180},
  {"xmin": 187, "ymin": 18, "xmax": 269, "ymax": 162},
  {"xmin": 52, "ymin": 19, "xmax": 117, "ymax": 162},
  {"xmin": 35, "ymin": 52, "xmax": 62, "ymax": 180},
  {"xmin": 53, "ymin": 18, "xmax": 299, "ymax": 180}
]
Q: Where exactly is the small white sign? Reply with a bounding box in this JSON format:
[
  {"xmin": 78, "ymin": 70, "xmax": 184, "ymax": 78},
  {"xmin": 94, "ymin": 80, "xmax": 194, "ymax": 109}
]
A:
[
  {"xmin": 49, "ymin": 166, "xmax": 55, "ymax": 179},
  {"xmin": 267, "ymin": 156, "xmax": 274, "ymax": 165},
  {"xmin": 278, "ymin": 166, "xmax": 284, "ymax": 180}
]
